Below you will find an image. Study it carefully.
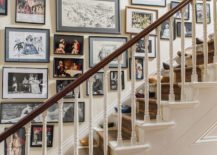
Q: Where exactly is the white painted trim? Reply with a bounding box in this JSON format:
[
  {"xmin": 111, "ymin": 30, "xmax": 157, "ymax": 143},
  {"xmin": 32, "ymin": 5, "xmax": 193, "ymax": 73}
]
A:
[
  {"xmin": 136, "ymin": 121, "xmax": 175, "ymax": 130},
  {"xmin": 161, "ymin": 100, "xmax": 200, "ymax": 109}
]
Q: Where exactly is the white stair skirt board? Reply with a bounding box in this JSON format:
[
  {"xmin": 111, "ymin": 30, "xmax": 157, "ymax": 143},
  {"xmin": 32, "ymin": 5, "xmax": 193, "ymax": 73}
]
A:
[
  {"xmin": 161, "ymin": 100, "xmax": 200, "ymax": 109},
  {"xmin": 136, "ymin": 121, "xmax": 175, "ymax": 130}
]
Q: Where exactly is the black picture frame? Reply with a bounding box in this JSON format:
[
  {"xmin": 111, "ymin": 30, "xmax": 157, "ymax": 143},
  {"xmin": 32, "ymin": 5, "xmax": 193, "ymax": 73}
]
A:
[
  {"xmin": 170, "ymin": 1, "xmax": 190, "ymax": 20},
  {"xmin": 129, "ymin": 58, "xmax": 144, "ymax": 80},
  {"xmin": 0, "ymin": 0, "xmax": 7, "ymax": 15},
  {"xmin": 110, "ymin": 71, "xmax": 125, "ymax": 90},
  {"xmin": 5, "ymin": 27, "xmax": 50, "ymax": 63},
  {"xmin": 56, "ymin": 80, "xmax": 80, "ymax": 98},
  {"xmin": 86, "ymin": 72, "xmax": 104, "ymax": 96},
  {"xmin": 56, "ymin": 0, "xmax": 121, "ymax": 34},
  {"xmin": 131, "ymin": 0, "xmax": 166, "ymax": 7},
  {"xmin": 196, "ymin": 3, "xmax": 211, "ymax": 24},
  {"xmin": 177, "ymin": 22, "xmax": 192, "ymax": 37},
  {"xmin": 160, "ymin": 19, "xmax": 176, "ymax": 40}
]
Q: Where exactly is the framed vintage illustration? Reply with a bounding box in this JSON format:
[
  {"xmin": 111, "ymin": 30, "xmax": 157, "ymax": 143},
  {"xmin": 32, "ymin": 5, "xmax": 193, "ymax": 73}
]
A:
[
  {"xmin": 160, "ymin": 19, "xmax": 176, "ymax": 40},
  {"xmin": 31, "ymin": 125, "xmax": 53, "ymax": 147},
  {"xmin": 56, "ymin": 80, "xmax": 80, "ymax": 98},
  {"xmin": 131, "ymin": 35, "xmax": 156, "ymax": 58},
  {"xmin": 56, "ymin": 0, "xmax": 121, "ymax": 34},
  {"xmin": 170, "ymin": 1, "xmax": 189, "ymax": 20},
  {"xmin": 86, "ymin": 72, "xmax": 104, "ymax": 96},
  {"xmin": 125, "ymin": 6, "xmax": 158, "ymax": 34},
  {"xmin": 2, "ymin": 67, "xmax": 48, "ymax": 99},
  {"xmin": 129, "ymin": 58, "xmax": 143, "ymax": 80},
  {"xmin": 110, "ymin": 71, "xmax": 125, "ymax": 90},
  {"xmin": 53, "ymin": 58, "xmax": 83, "ymax": 78},
  {"xmin": 131, "ymin": 0, "xmax": 166, "ymax": 7},
  {"xmin": 5, "ymin": 27, "xmax": 50, "ymax": 63},
  {"xmin": 15, "ymin": 0, "xmax": 46, "ymax": 24},
  {"xmin": 177, "ymin": 22, "xmax": 192, "ymax": 37},
  {"xmin": 196, "ymin": 3, "xmax": 211, "ymax": 24},
  {"xmin": 89, "ymin": 36, "xmax": 128, "ymax": 68},
  {"xmin": 0, "ymin": 0, "xmax": 7, "ymax": 15},
  {"xmin": 54, "ymin": 34, "xmax": 84, "ymax": 55}
]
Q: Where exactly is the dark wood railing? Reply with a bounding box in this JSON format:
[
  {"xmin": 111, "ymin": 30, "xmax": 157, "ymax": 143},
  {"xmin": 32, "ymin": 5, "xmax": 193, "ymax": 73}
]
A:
[{"xmin": 0, "ymin": 0, "xmax": 192, "ymax": 142}]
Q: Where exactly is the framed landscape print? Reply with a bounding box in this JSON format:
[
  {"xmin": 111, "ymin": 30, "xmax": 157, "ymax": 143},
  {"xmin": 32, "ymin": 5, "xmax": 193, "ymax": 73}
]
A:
[
  {"xmin": 56, "ymin": 0, "xmax": 121, "ymax": 34},
  {"xmin": 56, "ymin": 80, "xmax": 80, "ymax": 98},
  {"xmin": 2, "ymin": 67, "xmax": 48, "ymax": 99},
  {"xmin": 110, "ymin": 71, "xmax": 124, "ymax": 90},
  {"xmin": 5, "ymin": 27, "xmax": 50, "ymax": 63},
  {"xmin": 31, "ymin": 125, "xmax": 53, "ymax": 147},
  {"xmin": 170, "ymin": 1, "xmax": 189, "ymax": 20},
  {"xmin": 177, "ymin": 22, "xmax": 192, "ymax": 37},
  {"xmin": 15, "ymin": 0, "xmax": 46, "ymax": 24},
  {"xmin": 160, "ymin": 19, "xmax": 176, "ymax": 40},
  {"xmin": 126, "ymin": 6, "xmax": 158, "ymax": 34},
  {"xmin": 131, "ymin": 0, "xmax": 166, "ymax": 7},
  {"xmin": 0, "ymin": 0, "xmax": 7, "ymax": 15},
  {"xmin": 129, "ymin": 58, "xmax": 143, "ymax": 79},
  {"xmin": 89, "ymin": 36, "xmax": 128, "ymax": 68},
  {"xmin": 86, "ymin": 72, "xmax": 103, "ymax": 96},
  {"xmin": 54, "ymin": 34, "xmax": 84, "ymax": 55},
  {"xmin": 196, "ymin": 3, "xmax": 211, "ymax": 24}
]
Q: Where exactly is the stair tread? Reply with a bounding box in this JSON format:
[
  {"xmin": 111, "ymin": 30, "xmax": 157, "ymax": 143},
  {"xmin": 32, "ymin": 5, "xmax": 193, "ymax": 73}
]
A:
[{"xmin": 96, "ymin": 130, "xmax": 131, "ymax": 141}]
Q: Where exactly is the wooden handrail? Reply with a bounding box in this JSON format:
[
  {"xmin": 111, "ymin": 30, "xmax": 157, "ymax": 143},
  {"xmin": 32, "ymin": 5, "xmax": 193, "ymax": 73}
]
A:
[{"xmin": 0, "ymin": 0, "xmax": 192, "ymax": 142}]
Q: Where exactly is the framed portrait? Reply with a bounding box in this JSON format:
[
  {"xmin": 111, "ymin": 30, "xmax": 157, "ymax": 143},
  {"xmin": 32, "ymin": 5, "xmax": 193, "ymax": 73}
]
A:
[
  {"xmin": 196, "ymin": 3, "xmax": 211, "ymax": 24},
  {"xmin": 131, "ymin": 35, "xmax": 156, "ymax": 58},
  {"xmin": 15, "ymin": 0, "xmax": 46, "ymax": 24},
  {"xmin": 170, "ymin": 1, "xmax": 189, "ymax": 20},
  {"xmin": 5, "ymin": 27, "xmax": 50, "ymax": 63},
  {"xmin": 160, "ymin": 19, "xmax": 176, "ymax": 40},
  {"xmin": 53, "ymin": 58, "xmax": 83, "ymax": 78},
  {"xmin": 131, "ymin": 0, "xmax": 166, "ymax": 7},
  {"xmin": 56, "ymin": 80, "xmax": 80, "ymax": 98},
  {"xmin": 86, "ymin": 72, "xmax": 104, "ymax": 96},
  {"xmin": 4, "ymin": 128, "xmax": 26, "ymax": 155},
  {"xmin": 2, "ymin": 67, "xmax": 48, "ymax": 99},
  {"xmin": 110, "ymin": 71, "xmax": 124, "ymax": 90},
  {"xmin": 56, "ymin": 0, "xmax": 121, "ymax": 34},
  {"xmin": 54, "ymin": 34, "xmax": 84, "ymax": 55},
  {"xmin": 89, "ymin": 36, "xmax": 128, "ymax": 68},
  {"xmin": 177, "ymin": 22, "xmax": 192, "ymax": 37},
  {"xmin": 125, "ymin": 6, "xmax": 158, "ymax": 34},
  {"xmin": 30, "ymin": 125, "xmax": 53, "ymax": 147},
  {"xmin": 0, "ymin": 0, "xmax": 7, "ymax": 15},
  {"xmin": 129, "ymin": 58, "xmax": 143, "ymax": 80}
]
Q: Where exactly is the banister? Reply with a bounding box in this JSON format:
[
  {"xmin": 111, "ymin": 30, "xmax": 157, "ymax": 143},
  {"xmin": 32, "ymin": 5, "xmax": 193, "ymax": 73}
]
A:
[{"xmin": 0, "ymin": 0, "xmax": 192, "ymax": 142}]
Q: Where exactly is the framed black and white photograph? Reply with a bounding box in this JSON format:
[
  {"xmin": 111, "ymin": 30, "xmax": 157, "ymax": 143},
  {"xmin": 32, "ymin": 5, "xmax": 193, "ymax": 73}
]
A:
[
  {"xmin": 31, "ymin": 125, "xmax": 53, "ymax": 147},
  {"xmin": 56, "ymin": 80, "xmax": 80, "ymax": 98},
  {"xmin": 5, "ymin": 27, "xmax": 50, "ymax": 63},
  {"xmin": 89, "ymin": 36, "xmax": 128, "ymax": 68},
  {"xmin": 86, "ymin": 72, "xmax": 103, "ymax": 96},
  {"xmin": 129, "ymin": 58, "xmax": 143, "ymax": 79},
  {"xmin": 56, "ymin": 0, "xmax": 120, "ymax": 34},
  {"xmin": 170, "ymin": 1, "xmax": 189, "ymax": 20},
  {"xmin": 131, "ymin": 35, "xmax": 156, "ymax": 58},
  {"xmin": 131, "ymin": 0, "xmax": 166, "ymax": 7},
  {"xmin": 3, "ymin": 67, "xmax": 48, "ymax": 99},
  {"xmin": 15, "ymin": 0, "xmax": 46, "ymax": 24},
  {"xmin": 54, "ymin": 58, "xmax": 83, "ymax": 78},
  {"xmin": 110, "ymin": 71, "xmax": 124, "ymax": 90},
  {"xmin": 0, "ymin": 0, "xmax": 7, "ymax": 15},
  {"xmin": 126, "ymin": 6, "xmax": 158, "ymax": 34},
  {"xmin": 177, "ymin": 22, "xmax": 192, "ymax": 37},
  {"xmin": 160, "ymin": 20, "xmax": 176, "ymax": 40},
  {"xmin": 54, "ymin": 34, "xmax": 84, "ymax": 55},
  {"xmin": 196, "ymin": 3, "xmax": 211, "ymax": 24}
]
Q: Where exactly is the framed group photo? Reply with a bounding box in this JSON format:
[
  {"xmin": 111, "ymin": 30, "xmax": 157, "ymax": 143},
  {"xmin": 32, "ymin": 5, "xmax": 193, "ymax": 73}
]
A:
[
  {"xmin": 129, "ymin": 58, "xmax": 143, "ymax": 80},
  {"xmin": 110, "ymin": 71, "xmax": 125, "ymax": 90},
  {"xmin": 170, "ymin": 1, "xmax": 189, "ymax": 20},
  {"xmin": 5, "ymin": 27, "xmax": 50, "ymax": 63},
  {"xmin": 86, "ymin": 72, "xmax": 104, "ymax": 96},
  {"xmin": 196, "ymin": 3, "xmax": 211, "ymax": 24},
  {"xmin": 56, "ymin": 0, "xmax": 121, "ymax": 34},
  {"xmin": 131, "ymin": 0, "xmax": 166, "ymax": 7},
  {"xmin": 177, "ymin": 22, "xmax": 192, "ymax": 37},
  {"xmin": 56, "ymin": 80, "xmax": 80, "ymax": 98},
  {"xmin": 0, "ymin": 0, "xmax": 7, "ymax": 15},
  {"xmin": 160, "ymin": 20, "xmax": 176, "ymax": 40}
]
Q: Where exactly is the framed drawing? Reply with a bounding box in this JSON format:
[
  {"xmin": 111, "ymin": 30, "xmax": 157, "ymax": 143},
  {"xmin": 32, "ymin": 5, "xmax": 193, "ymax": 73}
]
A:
[
  {"xmin": 170, "ymin": 1, "xmax": 189, "ymax": 20},
  {"xmin": 2, "ymin": 67, "xmax": 48, "ymax": 99},
  {"xmin": 53, "ymin": 58, "xmax": 83, "ymax": 78},
  {"xmin": 86, "ymin": 72, "xmax": 104, "ymax": 96},
  {"xmin": 0, "ymin": 0, "xmax": 7, "ymax": 15},
  {"xmin": 54, "ymin": 34, "xmax": 84, "ymax": 55},
  {"xmin": 196, "ymin": 3, "xmax": 211, "ymax": 24},
  {"xmin": 5, "ymin": 27, "xmax": 50, "ymax": 63},
  {"xmin": 56, "ymin": 80, "xmax": 80, "ymax": 98},
  {"xmin": 15, "ymin": 0, "xmax": 46, "ymax": 24},
  {"xmin": 131, "ymin": 35, "xmax": 156, "ymax": 58},
  {"xmin": 177, "ymin": 22, "xmax": 192, "ymax": 37},
  {"xmin": 131, "ymin": 0, "xmax": 166, "ymax": 7},
  {"xmin": 110, "ymin": 71, "xmax": 125, "ymax": 90},
  {"xmin": 89, "ymin": 36, "xmax": 128, "ymax": 68},
  {"xmin": 129, "ymin": 58, "xmax": 143, "ymax": 79},
  {"xmin": 160, "ymin": 19, "xmax": 176, "ymax": 40},
  {"xmin": 31, "ymin": 125, "xmax": 53, "ymax": 147},
  {"xmin": 126, "ymin": 6, "xmax": 158, "ymax": 34},
  {"xmin": 56, "ymin": 0, "xmax": 121, "ymax": 34}
]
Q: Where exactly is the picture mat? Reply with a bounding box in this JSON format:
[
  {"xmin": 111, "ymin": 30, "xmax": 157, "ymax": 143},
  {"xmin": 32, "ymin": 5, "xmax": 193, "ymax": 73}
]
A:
[{"xmin": 132, "ymin": 0, "xmax": 166, "ymax": 6}]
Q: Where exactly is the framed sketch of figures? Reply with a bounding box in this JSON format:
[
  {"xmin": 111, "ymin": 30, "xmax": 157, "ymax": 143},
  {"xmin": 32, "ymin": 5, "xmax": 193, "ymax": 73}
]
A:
[
  {"xmin": 54, "ymin": 34, "xmax": 84, "ymax": 55},
  {"xmin": 0, "ymin": 0, "xmax": 7, "ymax": 15},
  {"xmin": 31, "ymin": 125, "xmax": 53, "ymax": 147},
  {"xmin": 129, "ymin": 58, "xmax": 143, "ymax": 79},
  {"xmin": 15, "ymin": 0, "xmax": 46, "ymax": 24},
  {"xmin": 131, "ymin": 35, "xmax": 156, "ymax": 58},
  {"xmin": 196, "ymin": 3, "xmax": 211, "ymax": 24},
  {"xmin": 2, "ymin": 67, "xmax": 48, "ymax": 99},
  {"xmin": 86, "ymin": 72, "xmax": 104, "ymax": 96},
  {"xmin": 177, "ymin": 22, "xmax": 192, "ymax": 37},
  {"xmin": 56, "ymin": 0, "xmax": 121, "ymax": 34},
  {"xmin": 170, "ymin": 1, "xmax": 189, "ymax": 20},
  {"xmin": 89, "ymin": 36, "xmax": 128, "ymax": 68},
  {"xmin": 160, "ymin": 20, "xmax": 176, "ymax": 40},
  {"xmin": 131, "ymin": 0, "xmax": 166, "ymax": 7},
  {"xmin": 56, "ymin": 80, "xmax": 80, "ymax": 98},
  {"xmin": 5, "ymin": 27, "xmax": 50, "ymax": 63},
  {"xmin": 126, "ymin": 6, "xmax": 158, "ymax": 34},
  {"xmin": 110, "ymin": 71, "xmax": 124, "ymax": 90}
]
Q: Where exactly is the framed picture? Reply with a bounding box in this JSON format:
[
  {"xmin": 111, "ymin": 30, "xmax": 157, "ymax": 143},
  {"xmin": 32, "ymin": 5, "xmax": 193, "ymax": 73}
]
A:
[
  {"xmin": 110, "ymin": 71, "xmax": 124, "ymax": 90},
  {"xmin": 0, "ymin": 0, "xmax": 7, "ymax": 15},
  {"xmin": 56, "ymin": 0, "xmax": 121, "ymax": 34},
  {"xmin": 170, "ymin": 1, "xmax": 189, "ymax": 20},
  {"xmin": 126, "ymin": 6, "xmax": 158, "ymax": 34},
  {"xmin": 56, "ymin": 80, "xmax": 80, "ymax": 98},
  {"xmin": 53, "ymin": 58, "xmax": 83, "ymax": 78},
  {"xmin": 177, "ymin": 22, "xmax": 192, "ymax": 37},
  {"xmin": 54, "ymin": 34, "xmax": 84, "ymax": 55},
  {"xmin": 129, "ymin": 58, "xmax": 143, "ymax": 79},
  {"xmin": 160, "ymin": 19, "xmax": 176, "ymax": 40},
  {"xmin": 3, "ymin": 67, "xmax": 48, "ymax": 99},
  {"xmin": 86, "ymin": 72, "xmax": 104, "ymax": 96},
  {"xmin": 131, "ymin": 35, "xmax": 156, "ymax": 58},
  {"xmin": 4, "ymin": 128, "xmax": 26, "ymax": 155},
  {"xmin": 15, "ymin": 0, "xmax": 46, "ymax": 24},
  {"xmin": 131, "ymin": 0, "xmax": 166, "ymax": 7},
  {"xmin": 5, "ymin": 27, "xmax": 50, "ymax": 63},
  {"xmin": 89, "ymin": 36, "xmax": 128, "ymax": 68},
  {"xmin": 31, "ymin": 125, "xmax": 53, "ymax": 147},
  {"xmin": 196, "ymin": 3, "xmax": 211, "ymax": 24}
]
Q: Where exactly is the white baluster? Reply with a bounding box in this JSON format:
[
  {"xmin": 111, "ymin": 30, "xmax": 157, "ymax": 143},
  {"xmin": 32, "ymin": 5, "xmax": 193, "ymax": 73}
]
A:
[
  {"xmin": 7, "ymin": 135, "xmax": 13, "ymax": 155},
  {"xmin": 58, "ymin": 98, "xmax": 64, "ymax": 155},
  {"xmin": 169, "ymin": 17, "xmax": 175, "ymax": 102},
  {"xmin": 203, "ymin": 0, "xmax": 208, "ymax": 81},
  {"xmin": 42, "ymin": 111, "xmax": 47, "ymax": 155},
  {"xmin": 213, "ymin": 0, "xmax": 217, "ymax": 62},
  {"xmin": 25, "ymin": 122, "xmax": 31, "ymax": 155},
  {"xmin": 74, "ymin": 87, "xmax": 80, "ymax": 155}
]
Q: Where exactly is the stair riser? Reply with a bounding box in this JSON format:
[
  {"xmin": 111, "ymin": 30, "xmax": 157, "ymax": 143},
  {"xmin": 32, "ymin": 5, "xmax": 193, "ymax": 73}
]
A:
[{"xmin": 174, "ymin": 68, "xmax": 202, "ymax": 82}]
